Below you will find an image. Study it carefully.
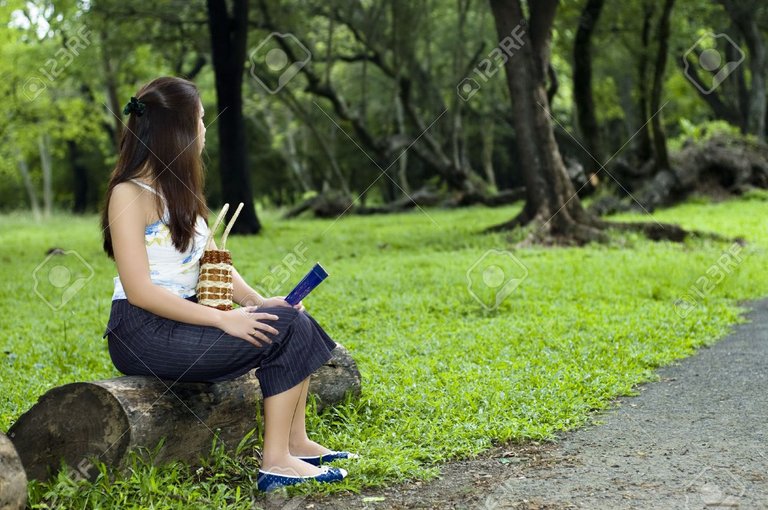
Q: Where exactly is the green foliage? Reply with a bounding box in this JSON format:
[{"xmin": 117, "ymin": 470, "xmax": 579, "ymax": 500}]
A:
[
  {"xmin": 1, "ymin": 0, "xmax": 762, "ymax": 212},
  {"xmin": 741, "ymin": 187, "xmax": 768, "ymax": 202},
  {"xmin": 669, "ymin": 119, "xmax": 744, "ymax": 151},
  {"xmin": 2, "ymin": 196, "xmax": 767, "ymax": 507}
]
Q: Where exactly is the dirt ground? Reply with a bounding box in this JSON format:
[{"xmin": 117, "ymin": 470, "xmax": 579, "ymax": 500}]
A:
[{"xmin": 262, "ymin": 300, "xmax": 768, "ymax": 510}]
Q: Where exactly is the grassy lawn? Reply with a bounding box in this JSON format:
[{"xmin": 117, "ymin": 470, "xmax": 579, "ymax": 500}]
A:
[{"xmin": 2, "ymin": 196, "xmax": 767, "ymax": 508}]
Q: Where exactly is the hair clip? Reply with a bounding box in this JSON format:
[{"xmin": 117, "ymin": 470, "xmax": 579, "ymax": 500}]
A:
[{"xmin": 123, "ymin": 97, "xmax": 146, "ymax": 117}]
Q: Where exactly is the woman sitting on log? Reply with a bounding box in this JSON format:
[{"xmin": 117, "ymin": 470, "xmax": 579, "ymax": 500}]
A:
[{"xmin": 100, "ymin": 76, "xmax": 354, "ymax": 491}]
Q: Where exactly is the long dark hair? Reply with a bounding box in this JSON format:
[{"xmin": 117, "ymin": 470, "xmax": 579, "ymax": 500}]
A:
[{"xmin": 101, "ymin": 77, "xmax": 208, "ymax": 258}]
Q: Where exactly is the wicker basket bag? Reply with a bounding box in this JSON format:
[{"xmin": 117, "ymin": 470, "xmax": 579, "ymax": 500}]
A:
[{"xmin": 196, "ymin": 203, "xmax": 244, "ymax": 310}]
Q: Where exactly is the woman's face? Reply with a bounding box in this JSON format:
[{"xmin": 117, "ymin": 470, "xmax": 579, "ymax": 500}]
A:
[{"xmin": 198, "ymin": 102, "xmax": 206, "ymax": 152}]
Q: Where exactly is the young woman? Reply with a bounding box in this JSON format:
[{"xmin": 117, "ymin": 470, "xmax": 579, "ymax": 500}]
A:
[{"xmin": 101, "ymin": 76, "xmax": 354, "ymax": 491}]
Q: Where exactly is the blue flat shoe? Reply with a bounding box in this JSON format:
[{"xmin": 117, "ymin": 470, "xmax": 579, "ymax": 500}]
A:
[
  {"xmin": 298, "ymin": 451, "xmax": 360, "ymax": 466},
  {"xmin": 257, "ymin": 466, "xmax": 347, "ymax": 492}
]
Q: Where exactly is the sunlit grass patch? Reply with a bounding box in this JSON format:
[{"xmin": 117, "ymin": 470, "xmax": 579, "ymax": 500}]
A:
[{"xmin": 2, "ymin": 197, "xmax": 767, "ymax": 507}]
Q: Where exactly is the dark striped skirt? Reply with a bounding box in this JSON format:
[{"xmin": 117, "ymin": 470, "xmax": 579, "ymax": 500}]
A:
[{"xmin": 103, "ymin": 297, "xmax": 336, "ymax": 398}]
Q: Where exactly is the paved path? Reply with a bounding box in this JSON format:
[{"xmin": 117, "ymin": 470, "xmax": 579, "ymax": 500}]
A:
[{"xmin": 481, "ymin": 299, "xmax": 768, "ymax": 509}]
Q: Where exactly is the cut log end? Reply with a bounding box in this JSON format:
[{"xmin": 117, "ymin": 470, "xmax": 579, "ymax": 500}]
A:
[
  {"xmin": 0, "ymin": 431, "xmax": 27, "ymax": 510},
  {"xmin": 9, "ymin": 344, "xmax": 361, "ymax": 482},
  {"xmin": 8, "ymin": 382, "xmax": 130, "ymax": 481}
]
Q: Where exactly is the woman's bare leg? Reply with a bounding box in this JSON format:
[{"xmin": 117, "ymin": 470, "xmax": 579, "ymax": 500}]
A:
[
  {"xmin": 288, "ymin": 377, "xmax": 333, "ymax": 457},
  {"xmin": 261, "ymin": 381, "xmax": 323, "ymax": 476}
]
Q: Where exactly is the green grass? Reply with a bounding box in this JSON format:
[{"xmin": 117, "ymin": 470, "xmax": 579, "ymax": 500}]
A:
[{"xmin": 2, "ymin": 196, "xmax": 768, "ymax": 508}]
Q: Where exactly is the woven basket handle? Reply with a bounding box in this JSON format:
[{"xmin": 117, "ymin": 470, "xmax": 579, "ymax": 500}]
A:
[
  {"xmin": 220, "ymin": 202, "xmax": 244, "ymax": 251},
  {"xmin": 203, "ymin": 203, "xmax": 230, "ymax": 250}
]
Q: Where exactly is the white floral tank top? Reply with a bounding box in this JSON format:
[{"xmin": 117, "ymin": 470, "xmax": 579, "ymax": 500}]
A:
[{"xmin": 112, "ymin": 180, "xmax": 210, "ymax": 300}]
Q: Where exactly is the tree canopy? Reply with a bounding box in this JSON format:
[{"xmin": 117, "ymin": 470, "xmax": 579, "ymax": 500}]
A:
[{"xmin": 2, "ymin": 0, "xmax": 766, "ymax": 235}]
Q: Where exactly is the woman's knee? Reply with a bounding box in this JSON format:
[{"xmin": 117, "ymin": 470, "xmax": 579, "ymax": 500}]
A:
[{"xmin": 258, "ymin": 305, "xmax": 299, "ymax": 321}]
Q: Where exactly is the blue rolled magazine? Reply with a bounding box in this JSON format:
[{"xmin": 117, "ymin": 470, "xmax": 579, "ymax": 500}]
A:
[{"xmin": 285, "ymin": 263, "xmax": 328, "ymax": 305}]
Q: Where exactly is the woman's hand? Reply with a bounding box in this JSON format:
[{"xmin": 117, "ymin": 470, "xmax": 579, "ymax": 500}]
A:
[
  {"xmin": 261, "ymin": 296, "xmax": 305, "ymax": 312},
  {"xmin": 216, "ymin": 307, "xmax": 279, "ymax": 347}
]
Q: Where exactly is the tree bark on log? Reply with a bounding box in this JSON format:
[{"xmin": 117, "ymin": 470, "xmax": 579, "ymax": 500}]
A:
[
  {"xmin": 8, "ymin": 345, "xmax": 360, "ymax": 482},
  {"xmin": 0, "ymin": 431, "xmax": 27, "ymax": 510}
]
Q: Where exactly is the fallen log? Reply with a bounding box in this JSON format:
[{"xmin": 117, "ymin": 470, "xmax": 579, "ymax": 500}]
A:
[
  {"xmin": 8, "ymin": 344, "xmax": 360, "ymax": 482},
  {"xmin": 591, "ymin": 135, "xmax": 768, "ymax": 215},
  {"xmin": 283, "ymin": 191, "xmax": 353, "ymax": 219},
  {"xmin": 284, "ymin": 185, "xmax": 529, "ymax": 218},
  {"xmin": 0, "ymin": 431, "xmax": 26, "ymax": 510}
]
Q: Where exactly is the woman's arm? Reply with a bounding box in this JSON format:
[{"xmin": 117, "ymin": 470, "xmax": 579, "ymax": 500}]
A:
[
  {"xmin": 108, "ymin": 183, "xmax": 278, "ymax": 344},
  {"xmin": 231, "ymin": 267, "xmax": 305, "ymax": 311},
  {"xmin": 230, "ymin": 262, "xmax": 306, "ymax": 311},
  {"xmin": 232, "ymin": 267, "xmax": 265, "ymax": 307}
]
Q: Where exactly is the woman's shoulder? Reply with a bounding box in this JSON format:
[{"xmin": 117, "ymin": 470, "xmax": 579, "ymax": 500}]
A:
[
  {"xmin": 112, "ymin": 180, "xmax": 155, "ymax": 198},
  {"xmin": 109, "ymin": 181, "xmax": 159, "ymax": 223},
  {"xmin": 110, "ymin": 181, "xmax": 147, "ymax": 207}
]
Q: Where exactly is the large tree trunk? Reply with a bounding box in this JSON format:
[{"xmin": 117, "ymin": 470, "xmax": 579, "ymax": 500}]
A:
[
  {"xmin": 573, "ymin": 0, "xmax": 604, "ymax": 169},
  {"xmin": 488, "ymin": 0, "xmax": 604, "ymax": 243},
  {"xmin": 720, "ymin": 0, "xmax": 767, "ymax": 141},
  {"xmin": 649, "ymin": 0, "xmax": 675, "ymax": 171},
  {"xmin": 8, "ymin": 345, "xmax": 360, "ymax": 482},
  {"xmin": 16, "ymin": 149, "xmax": 41, "ymax": 221},
  {"xmin": 100, "ymin": 29, "xmax": 122, "ymax": 150},
  {"xmin": 38, "ymin": 134, "xmax": 53, "ymax": 218},
  {"xmin": 207, "ymin": 0, "xmax": 261, "ymax": 233},
  {"xmin": 0, "ymin": 431, "xmax": 27, "ymax": 510},
  {"xmin": 486, "ymin": 0, "xmax": 690, "ymax": 244},
  {"xmin": 635, "ymin": 1, "xmax": 655, "ymax": 162},
  {"xmin": 481, "ymin": 123, "xmax": 497, "ymax": 190},
  {"xmin": 68, "ymin": 141, "xmax": 88, "ymax": 214}
]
